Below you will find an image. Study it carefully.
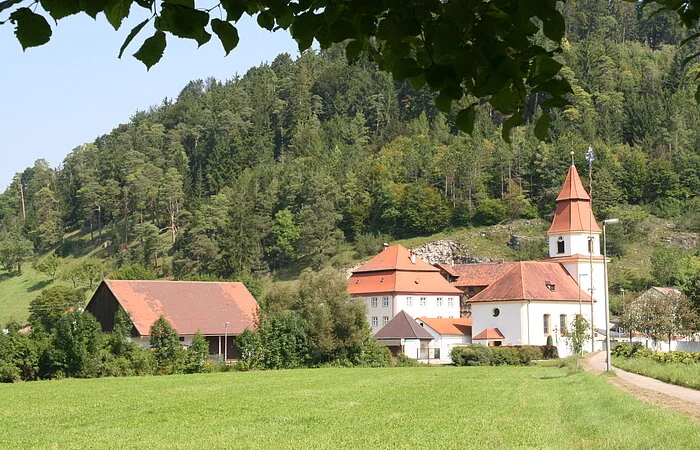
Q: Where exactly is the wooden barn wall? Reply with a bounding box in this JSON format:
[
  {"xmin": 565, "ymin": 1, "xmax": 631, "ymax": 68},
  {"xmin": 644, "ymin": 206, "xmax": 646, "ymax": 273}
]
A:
[{"xmin": 85, "ymin": 283, "xmax": 121, "ymax": 333}]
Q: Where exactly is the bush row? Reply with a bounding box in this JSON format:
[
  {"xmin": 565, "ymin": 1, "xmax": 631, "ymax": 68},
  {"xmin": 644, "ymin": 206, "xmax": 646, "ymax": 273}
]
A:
[
  {"xmin": 450, "ymin": 344, "xmax": 558, "ymax": 367},
  {"xmin": 612, "ymin": 343, "xmax": 700, "ymax": 364}
]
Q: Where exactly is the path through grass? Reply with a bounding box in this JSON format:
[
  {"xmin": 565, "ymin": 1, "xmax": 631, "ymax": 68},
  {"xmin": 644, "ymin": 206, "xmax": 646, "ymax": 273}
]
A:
[{"xmin": 1, "ymin": 366, "xmax": 698, "ymax": 448}]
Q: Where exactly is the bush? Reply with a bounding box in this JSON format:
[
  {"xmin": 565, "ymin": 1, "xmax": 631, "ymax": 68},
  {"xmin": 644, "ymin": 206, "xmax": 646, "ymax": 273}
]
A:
[
  {"xmin": 359, "ymin": 341, "xmax": 393, "ymax": 367},
  {"xmin": 542, "ymin": 345, "xmax": 559, "ymax": 359},
  {"xmin": 395, "ymin": 353, "xmax": 420, "ymax": 367},
  {"xmin": 451, "ymin": 345, "xmax": 492, "ymax": 366},
  {"xmin": 612, "ymin": 342, "xmax": 643, "ymax": 358},
  {"xmin": 490, "ymin": 346, "xmax": 519, "ymax": 365},
  {"xmin": 474, "ymin": 198, "xmax": 506, "ymax": 226},
  {"xmin": 517, "ymin": 346, "xmax": 544, "ymax": 365}
]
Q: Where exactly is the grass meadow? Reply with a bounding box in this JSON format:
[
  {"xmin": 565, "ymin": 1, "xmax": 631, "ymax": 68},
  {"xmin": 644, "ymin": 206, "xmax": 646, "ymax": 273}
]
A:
[
  {"xmin": 612, "ymin": 356, "xmax": 700, "ymax": 390},
  {"xmin": 1, "ymin": 365, "xmax": 698, "ymax": 449}
]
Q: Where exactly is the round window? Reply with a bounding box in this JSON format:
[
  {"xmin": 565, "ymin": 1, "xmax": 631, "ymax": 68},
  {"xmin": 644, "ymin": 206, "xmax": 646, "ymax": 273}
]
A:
[{"xmin": 492, "ymin": 308, "xmax": 500, "ymax": 317}]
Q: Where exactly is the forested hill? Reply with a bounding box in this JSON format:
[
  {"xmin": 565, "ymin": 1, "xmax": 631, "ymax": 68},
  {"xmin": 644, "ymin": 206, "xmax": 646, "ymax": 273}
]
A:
[{"xmin": 0, "ymin": 1, "xmax": 698, "ymax": 289}]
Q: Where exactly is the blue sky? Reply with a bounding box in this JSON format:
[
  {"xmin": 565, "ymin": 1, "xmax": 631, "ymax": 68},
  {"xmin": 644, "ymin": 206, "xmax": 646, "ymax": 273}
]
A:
[{"xmin": 0, "ymin": 11, "xmax": 299, "ymax": 190}]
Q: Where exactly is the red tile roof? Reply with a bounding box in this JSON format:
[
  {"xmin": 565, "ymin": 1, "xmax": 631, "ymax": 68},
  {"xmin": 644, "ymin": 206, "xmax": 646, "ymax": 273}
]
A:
[
  {"xmin": 468, "ymin": 261, "xmax": 592, "ymax": 303},
  {"xmin": 349, "ymin": 245, "xmax": 461, "ymax": 295},
  {"xmin": 548, "ymin": 165, "xmax": 601, "ymax": 233},
  {"xmin": 353, "ymin": 244, "xmax": 439, "ymax": 273},
  {"xmin": 374, "ymin": 310, "xmax": 434, "ymax": 340},
  {"xmin": 95, "ymin": 280, "xmax": 258, "ymax": 336},
  {"xmin": 435, "ymin": 263, "xmax": 460, "ymax": 278},
  {"xmin": 418, "ymin": 317, "xmax": 472, "ymax": 336},
  {"xmin": 348, "ymin": 270, "xmax": 462, "ymax": 295},
  {"xmin": 472, "ymin": 327, "xmax": 505, "ymax": 340},
  {"xmin": 453, "ymin": 262, "xmax": 517, "ymax": 288}
]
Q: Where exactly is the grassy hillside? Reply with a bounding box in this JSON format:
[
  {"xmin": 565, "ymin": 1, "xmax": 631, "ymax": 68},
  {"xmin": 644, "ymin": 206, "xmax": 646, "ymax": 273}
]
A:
[
  {"xmin": 0, "ymin": 365, "xmax": 698, "ymax": 448},
  {"xmin": 1, "ymin": 215, "xmax": 696, "ymax": 326}
]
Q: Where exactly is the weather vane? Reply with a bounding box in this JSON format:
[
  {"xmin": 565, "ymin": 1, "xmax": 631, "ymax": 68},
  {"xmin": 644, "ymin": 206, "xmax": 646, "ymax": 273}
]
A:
[{"xmin": 585, "ymin": 146, "xmax": 595, "ymax": 169}]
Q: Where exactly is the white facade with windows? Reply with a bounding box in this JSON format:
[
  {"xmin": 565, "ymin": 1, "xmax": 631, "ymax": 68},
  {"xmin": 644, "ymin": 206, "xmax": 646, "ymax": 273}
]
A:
[{"xmin": 362, "ymin": 293, "xmax": 460, "ymax": 330}]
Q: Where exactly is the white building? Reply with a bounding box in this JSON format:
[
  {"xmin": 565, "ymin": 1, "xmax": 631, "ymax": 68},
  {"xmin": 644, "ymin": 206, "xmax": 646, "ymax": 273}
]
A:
[{"xmin": 348, "ymin": 244, "xmax": 463, "ymax": 332}]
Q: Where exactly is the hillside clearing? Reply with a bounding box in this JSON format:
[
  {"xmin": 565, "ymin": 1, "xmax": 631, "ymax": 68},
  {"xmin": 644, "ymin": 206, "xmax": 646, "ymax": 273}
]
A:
[{"xmin": 0, "ymin": 366, "xmax": 698, "ymax": 448}]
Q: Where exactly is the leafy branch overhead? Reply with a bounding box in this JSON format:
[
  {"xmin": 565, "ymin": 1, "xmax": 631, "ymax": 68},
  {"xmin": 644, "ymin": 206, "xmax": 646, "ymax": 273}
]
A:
[{"xmin": 2, "ymin": 0, "xmax": 699, "ymax": 140}]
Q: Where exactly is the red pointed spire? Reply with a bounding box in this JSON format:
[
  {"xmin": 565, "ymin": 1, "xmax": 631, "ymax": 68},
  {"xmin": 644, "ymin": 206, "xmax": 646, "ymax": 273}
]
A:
[{"xmin": 548, "ymin": 164, "xmax": 601, "ymax": 233}]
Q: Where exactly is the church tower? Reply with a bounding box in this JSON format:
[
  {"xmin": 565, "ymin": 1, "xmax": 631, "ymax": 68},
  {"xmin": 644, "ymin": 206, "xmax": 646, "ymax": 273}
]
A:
[{"xmin": 546, "ymin": 161, "xmax": 607, "ymax": 336}]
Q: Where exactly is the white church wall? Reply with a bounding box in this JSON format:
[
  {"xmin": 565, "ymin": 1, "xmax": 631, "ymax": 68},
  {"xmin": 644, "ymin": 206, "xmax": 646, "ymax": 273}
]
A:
[{"xmin": 470, "ymin": 302, "xmax": 524, "ymax": 344}]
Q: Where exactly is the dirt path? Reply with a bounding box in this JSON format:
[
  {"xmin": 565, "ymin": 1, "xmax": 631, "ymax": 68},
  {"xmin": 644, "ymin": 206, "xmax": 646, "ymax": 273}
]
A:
[{"xmin": 580, "ymin": 352, "xmax": 700, "ymax": 422}]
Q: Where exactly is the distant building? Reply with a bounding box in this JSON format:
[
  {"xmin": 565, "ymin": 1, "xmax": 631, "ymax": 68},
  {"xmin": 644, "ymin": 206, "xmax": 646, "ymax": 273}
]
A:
[
  {"xmin": 347, "ymin": 244, "xmax": 462, "ymax": 332},
  {"xmin": 86, "ymin": 280, "xmax": 258, "ymax": 360}
]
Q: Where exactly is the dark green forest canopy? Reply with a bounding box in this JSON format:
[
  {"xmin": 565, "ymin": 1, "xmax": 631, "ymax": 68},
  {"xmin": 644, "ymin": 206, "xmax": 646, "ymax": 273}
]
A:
[{"xmin": 2, "ymin": 0, "xmax": 699, "ymax": 139}]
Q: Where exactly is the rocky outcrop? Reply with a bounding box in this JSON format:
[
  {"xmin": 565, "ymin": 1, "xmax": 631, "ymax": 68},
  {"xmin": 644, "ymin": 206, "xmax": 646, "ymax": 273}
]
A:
[{"xmin": 411, "ymin": 240, "xmax": 495, "ymax": 265}]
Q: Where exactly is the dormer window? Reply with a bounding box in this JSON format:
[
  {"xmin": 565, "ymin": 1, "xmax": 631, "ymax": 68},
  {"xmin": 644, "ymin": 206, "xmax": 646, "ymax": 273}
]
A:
[
  {"xmin": 545, "ymin": 281, "xmax": 556, "ymax": 292},
  {"xmin": 557, "ymin": 236, "xmax": 565, "ymax": 254}
]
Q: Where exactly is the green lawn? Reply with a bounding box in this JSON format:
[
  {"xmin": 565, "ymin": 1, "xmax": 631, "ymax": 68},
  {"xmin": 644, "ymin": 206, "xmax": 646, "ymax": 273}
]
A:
[
  {"xmin": 1, "ymin": 366, "xmax": 697, "ymax": 448},
  {"xmin": 613, "ymin": 356, "xmax": 700, "ymax": 390}
]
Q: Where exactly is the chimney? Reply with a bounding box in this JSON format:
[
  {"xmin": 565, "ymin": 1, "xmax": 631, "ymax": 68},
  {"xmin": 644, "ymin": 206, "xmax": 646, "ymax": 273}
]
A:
[{"xmin": 383, "ymin": 243, "xmax": 389, "ymax": 250}]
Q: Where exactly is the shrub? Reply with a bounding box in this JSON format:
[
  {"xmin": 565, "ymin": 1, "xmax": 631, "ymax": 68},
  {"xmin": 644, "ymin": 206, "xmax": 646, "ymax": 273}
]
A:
[
  {"xmin": 542, "ymin": 345, "xmax": 559, "ymax": 360},
  {"xmin": 517, "ymin": 346, "xmax": 544, "ymax": 365},
  {"xmin": 474, "ymin": 198, "xmax": 506, "ymax": 225},
  {"xmin": 490, "ymin": 346, "xmax": 519, "ymax": 365},
  {"xmin": 395, "ymin": 353, "xmax": 420, "ymax": 367},
  {"xmin": 450, "ymin": 345, "xmax": 492, "ymax": 366},
  {"xmin": 359, "ymin": 341, "xmax": 393, "ymax": 368}
]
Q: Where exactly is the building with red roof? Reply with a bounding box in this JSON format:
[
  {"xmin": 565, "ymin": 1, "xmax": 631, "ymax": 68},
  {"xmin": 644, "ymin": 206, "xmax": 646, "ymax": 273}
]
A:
[
  {"xmin": 86, "ymin": 280, "xmax": 259, "ymax": 360},
  {"xmin": 417, "ymin": 317, "xmax": 472, "ymax": 361},
  {"xmin": 348, "ymin": 244, "xmax": 462, "ymax": 332},
  {"xmin": 443, "ymin": 161, "xmax": 609, "ymax": 356}
]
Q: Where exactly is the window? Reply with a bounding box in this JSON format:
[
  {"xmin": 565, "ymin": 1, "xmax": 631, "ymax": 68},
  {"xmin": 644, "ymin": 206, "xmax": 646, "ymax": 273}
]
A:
[
  {"xmin": 447, "ymin": 297, "xmax": 455, "ymax": 308},
  {"xmin": 383, "ymin": 316, "xmax": 389, "ymax": 326},
  {"xmin": 371, "ymin": 316, "xmax": 378, "ymax": 327},
  {"xmin": 436, "ymin": 297, "xmax": 443, "ymax": 307},
  {"xmin": 492, "ymin": 308, "xmax": 500, "ymax": 317},
  {"xmin": 420, "ymin": 297, "xmax": 427, "ymax": 307},
  {"xmin": 382, "ymin": 296, "xmax": 390, "ymax": 307},
  {"xmin": 406, "ymin": 297, "xmax": 413, "ymax": 306},
  {"xmin": 560, "ymin": 314, "xmax": 568, "ymax": 336},
  {"xmin": 543, "ymin": 314, "xmax": 551, "ymax": 335},
  {"xmin": 588, "ymin": 236, "xmax": 595, "ymax": 254},
  {"xmin": 557, "ymin": 236, "xmax": 565, "ymax": 254},
  {"xmin": 370, "ymin": 297, "xmax": 378, "ymax": 308}
]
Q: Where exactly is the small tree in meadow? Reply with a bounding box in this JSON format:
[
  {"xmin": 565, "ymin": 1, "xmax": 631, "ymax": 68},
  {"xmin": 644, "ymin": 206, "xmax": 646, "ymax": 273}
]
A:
[
  {"xmin": 150, "ymin": 316, "xmax": 181, "ymax": 374},
  {"xmin": 568, "ymin": 314, "xmax": 589, "ymax": 356},
  {"xmin": 184, "ymin": 330, "xmax": 209, "ymax": 373}
]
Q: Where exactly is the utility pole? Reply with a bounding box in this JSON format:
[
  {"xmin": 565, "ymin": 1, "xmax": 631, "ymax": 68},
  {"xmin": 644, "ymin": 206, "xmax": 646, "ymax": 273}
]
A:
[{"xmin": 585, "ymin": 146, "xmax": 595, "ymax": 352}]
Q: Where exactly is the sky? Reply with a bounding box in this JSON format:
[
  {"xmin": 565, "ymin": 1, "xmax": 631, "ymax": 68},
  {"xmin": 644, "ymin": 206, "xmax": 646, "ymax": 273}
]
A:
[{"xmin": 0, "ymin": 10, "xmax": 299, "ymax": 191}]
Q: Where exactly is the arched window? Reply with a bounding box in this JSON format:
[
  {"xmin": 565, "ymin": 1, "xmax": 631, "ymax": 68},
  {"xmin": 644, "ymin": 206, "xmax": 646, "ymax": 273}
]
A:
[
  {"xmin": 543, "ymin": 314, "xmax": 551, "ymax": 335},
  {"xmin": 560, "ymin": 314, "xmax": 568, "ymax": 336},
  {"xmin": 588, "ymin": 236, "xmax": 595, "ymax": 253},
  {"xmin": 557, "ymin": 237, "xmax": 565, "ymax": 254}
]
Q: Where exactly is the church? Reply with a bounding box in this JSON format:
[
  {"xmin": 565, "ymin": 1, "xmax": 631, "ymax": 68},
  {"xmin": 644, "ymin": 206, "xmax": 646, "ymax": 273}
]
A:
[{"xmin": 349, "ymin": 160, "xmax": 609, "ymax": 358}]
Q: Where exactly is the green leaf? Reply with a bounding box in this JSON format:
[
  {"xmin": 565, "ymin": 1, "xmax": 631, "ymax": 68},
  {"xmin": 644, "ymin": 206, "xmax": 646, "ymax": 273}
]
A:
[
  {"xmin": 539, "ymin": 8, "xmax": 565, "ymax": 42},
  {"xmin": 157, "ymin": 3, "xmax": 211, "ymax": 46},
  {"xmin": 490, "ymin": 85, "xmax": 521, "ymax": 112},
  {"xmin": 0, "ymin": 0, "xmax": 24, "ymax": 14},
  {"xmin": 345, "ymin": 39, "xmax": 364, "ymax": 63},
  {"xmin": 134, "ymin": 30, "xmax": 166, "ymax": 69},
  {"xmin": 10, "ymin": 8, "xmax": 52, "ymax": 50},
  {"xmin": 501, "ymin": 111, "xmax": 523, "ymax": 143},
  {"xmin": 530, "ymin": 55, "xmax": 563, "ymax": 84},
  {"xmin": 220, "ymin": 0, "xmax": 245, "ymax": 21},
  {"xmin": 435, "ymin": 90, "xmax": 452, "ymax": 114},
  {"xmin": 290, "ymin": 12, "xmax": 318, "ymax": 51},
  {"xmin": 211, "ymin": 18, "xmax": 239, "ymax": 56},
  {"xmin": 392, "ymin": 57, "xmax": 422, "ymax": 80},
  {"xmin": 696, "ymin": 84, "xmax": 700, "ymax": 104},
  {"xmin": 679, "ymin": 31, "xmax": 700, "ymax": 47},
  {"xmin": 534, "ymin": 114, "xmax": 552, "ymax": 141},
  {"xmin": 79, "ymin": 0, "xmax": 110, "ymax": 19},
  {"xmin": 409, "ymin": 74, "xmax": 426, "ymax": 92},
  {"xmin": 104, "ymin": 0, "xmax": 131, "ymax": 30},
  {"xmin": 118, "ymin": 18, "xmax": 149, "ymax": 58},
  {"xmin": 327, "ymin": 19, "xmax": 355, "ymax": 43},
  {"xmin": 40, "ymin": 0, "xmax": 80, "ymax": 20},
  {"xmin": 682, "ymin": 51, "xmax": 700, "ymax": 68},
  {"xmin": 455, "ymin": 106, "xmax": 476, "ymax": 135},
  {"xmin": 257, "ymin": 10, "xmax": 274, "ymax": 31}
]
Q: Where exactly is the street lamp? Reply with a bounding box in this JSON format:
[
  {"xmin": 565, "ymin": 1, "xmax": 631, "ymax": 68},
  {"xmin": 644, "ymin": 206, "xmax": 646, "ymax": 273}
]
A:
[
  {"xmin": 603, "ymin": 218, "xmax": 619, "ymax": 372},
  {"xmin": 224, "ymin": 321, "xmax": 229, "ymax": 362},
  {"xmin": 577, "ymin": 273, "xmax": 588, "ymax": 317}
]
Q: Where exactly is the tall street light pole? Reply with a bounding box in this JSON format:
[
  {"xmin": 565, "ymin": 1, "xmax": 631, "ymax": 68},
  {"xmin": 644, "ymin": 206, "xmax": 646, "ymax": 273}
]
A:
[
  {"xmin": 603, "ymin": 218, "xmax": 619, "ymax": 372},
  {"xmin": 577, "ymin": 273, "xmax": 588, "ymax": 317}
]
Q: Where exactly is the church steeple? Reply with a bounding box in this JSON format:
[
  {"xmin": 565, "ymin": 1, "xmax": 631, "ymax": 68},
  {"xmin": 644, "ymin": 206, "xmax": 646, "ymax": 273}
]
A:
[{"xmin": 548, "ymin": 164, "xmax": 601, "ymax": 234}]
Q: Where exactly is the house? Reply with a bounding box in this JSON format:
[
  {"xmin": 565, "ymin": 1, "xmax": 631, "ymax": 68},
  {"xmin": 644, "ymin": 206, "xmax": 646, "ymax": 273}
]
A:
[
  {"xmin": 86, "ymin": 280, "xmax": 259, "ymax": 360},
  {"xmin": 416, "ymin": 317, "xmax": 472, "ymax": 361},
  {"xmin": 348, "ymin": 244, "xmax": 463, "ymax": 331},
  {"xmin": 374, "ymin": 311, "xmax": 434, "ymax": 359},
  {"xmin": 452, "ymin": 262, "xmax": 516, "ymax": 317}
]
